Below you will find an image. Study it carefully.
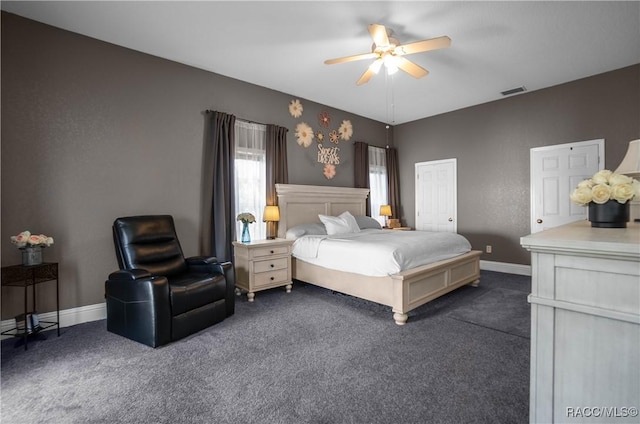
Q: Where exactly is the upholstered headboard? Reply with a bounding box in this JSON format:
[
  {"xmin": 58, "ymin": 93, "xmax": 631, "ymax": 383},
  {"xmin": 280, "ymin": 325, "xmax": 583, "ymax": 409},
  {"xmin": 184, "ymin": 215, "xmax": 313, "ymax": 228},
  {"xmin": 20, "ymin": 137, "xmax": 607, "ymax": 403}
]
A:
[{"xmin": 275, "ymin": 184, "xmax": 370, "ymax": 238}]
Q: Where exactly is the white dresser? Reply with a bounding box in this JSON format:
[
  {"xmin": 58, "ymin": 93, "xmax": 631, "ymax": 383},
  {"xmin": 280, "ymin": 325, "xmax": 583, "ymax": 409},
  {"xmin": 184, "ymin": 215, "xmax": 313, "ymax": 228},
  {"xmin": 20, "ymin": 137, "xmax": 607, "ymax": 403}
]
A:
[{"xmin": 521, "ymin": 221, "xmax": 640, "ymax": 423}]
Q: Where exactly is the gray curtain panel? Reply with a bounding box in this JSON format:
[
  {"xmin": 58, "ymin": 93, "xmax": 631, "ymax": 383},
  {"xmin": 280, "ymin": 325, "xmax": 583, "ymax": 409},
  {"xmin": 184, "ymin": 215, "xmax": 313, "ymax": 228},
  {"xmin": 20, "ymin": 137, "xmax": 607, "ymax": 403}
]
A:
[
  {"xmin": 201, "ymin": 110, "xmax": 236, "ymax": 262},
  {"xmin": 386, "ymin": 147, "xmax": 401, "ymax": 219},
  {"xmin": 266, "ymin": 124, "xmax": 288, "ymax": 237},
  {"xmin": 354, "ymin": 141, "xmax": 371, "ymax": 216},
  {"xmin": 266, "ymin": 124, "xmax": 289, "ymax": 205}
]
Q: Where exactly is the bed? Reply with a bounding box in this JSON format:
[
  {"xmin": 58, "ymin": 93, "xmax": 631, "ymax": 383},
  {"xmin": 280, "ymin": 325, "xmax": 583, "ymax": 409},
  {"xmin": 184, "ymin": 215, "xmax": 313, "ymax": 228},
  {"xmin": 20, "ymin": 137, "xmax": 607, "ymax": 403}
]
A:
[{"xmin": 276, "ymin": 184, "xmax": 482, "ymax": 325}]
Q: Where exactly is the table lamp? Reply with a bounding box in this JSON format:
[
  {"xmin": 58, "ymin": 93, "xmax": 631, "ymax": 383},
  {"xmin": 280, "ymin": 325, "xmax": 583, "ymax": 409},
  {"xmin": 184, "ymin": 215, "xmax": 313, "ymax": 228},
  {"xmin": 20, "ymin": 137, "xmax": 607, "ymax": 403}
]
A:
[
  {"xmin": 380, "ymin": 204, "xmax": 392, "ymax": 228},
  {"xmin": 263, "ymin": 205, "xmax": 280, "ymax": 239}
]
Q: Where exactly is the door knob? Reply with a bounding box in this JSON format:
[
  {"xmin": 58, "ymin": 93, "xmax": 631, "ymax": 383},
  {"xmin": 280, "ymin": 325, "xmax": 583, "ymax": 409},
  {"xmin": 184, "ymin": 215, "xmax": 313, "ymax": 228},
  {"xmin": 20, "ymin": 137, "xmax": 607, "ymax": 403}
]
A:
[
  {"xmin": 448, "ymin": 218, "xmax": 453, "ymax": 222},
  {"xmin": 537, "ymin": 219, "xmax": 543, "ymax": 224}
]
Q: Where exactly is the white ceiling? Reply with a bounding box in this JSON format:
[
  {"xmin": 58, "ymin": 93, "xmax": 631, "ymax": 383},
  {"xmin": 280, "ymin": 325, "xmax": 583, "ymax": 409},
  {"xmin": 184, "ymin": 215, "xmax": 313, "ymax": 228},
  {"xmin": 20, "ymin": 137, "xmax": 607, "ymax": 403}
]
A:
[{"xmin": 2, "ymin": 1, "xmax": 639, "ymax": 124}]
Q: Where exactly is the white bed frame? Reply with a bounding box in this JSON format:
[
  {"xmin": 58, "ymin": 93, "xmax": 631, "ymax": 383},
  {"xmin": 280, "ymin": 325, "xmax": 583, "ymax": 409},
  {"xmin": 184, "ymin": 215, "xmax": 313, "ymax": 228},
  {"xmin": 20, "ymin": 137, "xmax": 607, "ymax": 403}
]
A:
[{"xmin": 276, "ymin": 184, "xmax": 482, "ymax": 325}]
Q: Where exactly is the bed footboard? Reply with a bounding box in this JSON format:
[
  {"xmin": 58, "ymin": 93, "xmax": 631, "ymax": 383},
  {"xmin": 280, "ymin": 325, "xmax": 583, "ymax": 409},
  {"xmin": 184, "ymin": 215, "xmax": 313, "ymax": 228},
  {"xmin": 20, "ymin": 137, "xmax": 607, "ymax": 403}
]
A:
[
  {"xmin": 292, "ymin": 250, "xmax": 482, "ymax": 325},
  {"xmin": 390, "ymin": 250, "xmax": 482, "ymax": 324}
]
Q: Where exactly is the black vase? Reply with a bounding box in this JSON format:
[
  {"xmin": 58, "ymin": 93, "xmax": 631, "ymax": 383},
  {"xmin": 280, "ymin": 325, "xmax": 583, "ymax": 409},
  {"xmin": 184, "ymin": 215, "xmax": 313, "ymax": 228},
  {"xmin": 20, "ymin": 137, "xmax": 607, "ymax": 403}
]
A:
[{"xmin": 588, "ymin": 200, "xmax": 630, "ymax": 228}]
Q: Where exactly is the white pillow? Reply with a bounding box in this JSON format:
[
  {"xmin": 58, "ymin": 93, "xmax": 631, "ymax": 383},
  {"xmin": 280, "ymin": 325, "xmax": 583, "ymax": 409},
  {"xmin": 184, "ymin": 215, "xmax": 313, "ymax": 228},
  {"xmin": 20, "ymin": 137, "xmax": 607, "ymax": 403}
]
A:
[
  {"xmin": 318, "ymin": 211, "xmax": 361, "ymax": 235},
  {"xmin": 339, "ymin": 211, "xmax": 361, "ymax": 233},
  {"xmin": 319, "ymin": 214, "xmax": 350, "ymax": 235}
]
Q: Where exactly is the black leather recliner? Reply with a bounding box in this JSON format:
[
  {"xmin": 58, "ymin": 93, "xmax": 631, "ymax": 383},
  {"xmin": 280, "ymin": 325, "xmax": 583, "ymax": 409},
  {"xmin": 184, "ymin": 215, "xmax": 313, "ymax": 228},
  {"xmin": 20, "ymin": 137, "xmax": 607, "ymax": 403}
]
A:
[{"xmin": 105, "ymin": 215, "xmax": 234, "ymax": 347}]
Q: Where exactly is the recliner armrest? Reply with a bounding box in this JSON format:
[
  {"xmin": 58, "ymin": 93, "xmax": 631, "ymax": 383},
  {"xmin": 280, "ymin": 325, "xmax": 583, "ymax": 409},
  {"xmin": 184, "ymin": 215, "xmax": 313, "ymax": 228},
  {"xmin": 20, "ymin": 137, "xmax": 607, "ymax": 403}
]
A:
[
  {"xmin": 186, "ymin": 256, "xmax": 226, "ymax": 276},
  {"xmin": 105, "ymin": 274, "xmax": 172, "ymax": 347},
  {"xmin": 186, "ymin": 257, "xmax": 235, "ymax": 316},
  {"xmin": 108, "ymin": 269, "xmax": 153, "ymax": 281},
  {"xmin": 218, "ymin": 261, "xmax": 235, "ymax": 317},
  {"xmin": 186, "ymin": 256, "xmax": 219, "ymax": 265},
  {"xmin": 184, "ymin": 257, "xmax": 235, "ymax": 317}
]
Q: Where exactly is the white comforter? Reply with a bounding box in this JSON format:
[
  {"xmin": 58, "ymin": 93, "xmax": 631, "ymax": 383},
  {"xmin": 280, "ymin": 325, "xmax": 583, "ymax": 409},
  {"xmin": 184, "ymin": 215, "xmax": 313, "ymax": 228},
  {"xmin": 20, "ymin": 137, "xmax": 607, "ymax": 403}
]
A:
[{"xmin": 292, "ymin": 229, "xmax": 471, "ymax": 277}]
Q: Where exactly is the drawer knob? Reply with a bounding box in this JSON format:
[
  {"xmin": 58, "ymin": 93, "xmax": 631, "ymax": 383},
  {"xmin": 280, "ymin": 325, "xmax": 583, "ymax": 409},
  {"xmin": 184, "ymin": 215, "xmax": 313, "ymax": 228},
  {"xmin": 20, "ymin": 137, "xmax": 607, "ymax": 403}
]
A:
[
  {"xmin": 270, "ymin": 250, "xmax": 274, "ymax": 254},
  {"xmin": 270, "ymin": 277, "xmax": 274, "ymax": 281},
  {"xmin": 270, "ymin": 264, "xmax": 275, "ymax": 268}
]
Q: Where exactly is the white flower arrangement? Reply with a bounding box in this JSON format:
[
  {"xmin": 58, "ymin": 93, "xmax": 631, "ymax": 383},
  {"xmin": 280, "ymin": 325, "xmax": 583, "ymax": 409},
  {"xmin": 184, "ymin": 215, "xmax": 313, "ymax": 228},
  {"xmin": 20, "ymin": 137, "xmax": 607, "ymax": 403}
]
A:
[
  {"xmin": 338, "ymin": 119, "xmax": 353, "ymax": 141},
  {"xmin": 288, "ymin": 99, "xmax": 303, "ymax": 118},
  {"xmin": 10, "ymin": 231, "xmax": 54, "ymax": 249},
  {"xmin": 295, "ymin": 122, "xmax": 314, "ymax": 148},
  {"xmin": 236, "ymin": 213, "xmax": 256, "ymax": 224},
  {"xmin": 570, "ymin": 170, "xmax": 640, "ymax": 205}
]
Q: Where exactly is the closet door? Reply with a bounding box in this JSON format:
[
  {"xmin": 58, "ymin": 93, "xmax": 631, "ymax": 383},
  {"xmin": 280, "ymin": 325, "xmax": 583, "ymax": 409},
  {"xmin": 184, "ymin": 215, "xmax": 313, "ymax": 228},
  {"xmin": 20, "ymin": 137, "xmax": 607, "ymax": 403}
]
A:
[
  {"xmin": 415, "ymin": 158, "xmax": 457, "ymax": 232},
  {"xmin": 530, "ymin": 139, "xmax": 603, "ymax": 233}
]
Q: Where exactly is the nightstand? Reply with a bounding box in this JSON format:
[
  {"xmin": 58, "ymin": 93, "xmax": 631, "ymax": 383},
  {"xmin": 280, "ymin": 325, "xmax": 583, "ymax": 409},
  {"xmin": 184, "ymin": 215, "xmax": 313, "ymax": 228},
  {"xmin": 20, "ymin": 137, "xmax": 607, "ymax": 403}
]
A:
[{"xmin": 232, "ymin": 239, "xmax": 294, "ymax": 302}]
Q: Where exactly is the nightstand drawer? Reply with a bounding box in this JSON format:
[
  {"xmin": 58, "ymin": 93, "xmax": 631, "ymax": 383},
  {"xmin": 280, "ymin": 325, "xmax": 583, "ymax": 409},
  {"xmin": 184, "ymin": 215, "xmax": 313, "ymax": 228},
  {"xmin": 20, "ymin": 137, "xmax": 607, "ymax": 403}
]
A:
[
  {"xmin": 254, "ymin": 257, "xmax": 288, "ymax": 273},
  {"xmin": 251, "ymin": 246, "xmax": 290, "ymax": 259},
  {"xmin": 254, "ymin": 269, "xmax": 289, "ymax": 287}
]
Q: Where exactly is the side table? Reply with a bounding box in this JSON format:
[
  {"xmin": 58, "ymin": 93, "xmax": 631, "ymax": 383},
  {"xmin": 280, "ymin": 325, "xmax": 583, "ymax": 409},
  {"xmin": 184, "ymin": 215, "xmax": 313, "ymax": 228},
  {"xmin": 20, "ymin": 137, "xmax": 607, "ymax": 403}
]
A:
[
  {"xmin": 232, "ymin": 239, "xmax": 294, "ymax": 302},
  {"xmin": 1, "ymin": 262, "xmax": 60, "ymax": 350}
]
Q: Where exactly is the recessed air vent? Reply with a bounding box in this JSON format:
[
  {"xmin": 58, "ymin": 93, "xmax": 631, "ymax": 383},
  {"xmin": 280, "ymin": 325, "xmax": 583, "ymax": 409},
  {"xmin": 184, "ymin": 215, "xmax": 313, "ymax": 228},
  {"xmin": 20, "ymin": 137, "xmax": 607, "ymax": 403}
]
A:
[{"xmin": 501, "ymin": 86, "xmax": 527, "ymax": 96}]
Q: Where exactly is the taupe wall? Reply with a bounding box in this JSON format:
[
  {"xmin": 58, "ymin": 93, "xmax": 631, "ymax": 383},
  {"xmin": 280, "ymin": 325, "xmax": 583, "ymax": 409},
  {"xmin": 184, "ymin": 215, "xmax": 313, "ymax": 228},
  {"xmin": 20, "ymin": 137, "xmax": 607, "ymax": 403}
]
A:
[
  {"xmin": 2, "ymin": 12, "xmax": 638, "ymax": 318},
  {"xmin": 0, "ymin": 13, "xmax": 389, "ymax": 318},
  {"xmin": 395, "ymin": 64, "xmax": 640, "ymax": 265}
]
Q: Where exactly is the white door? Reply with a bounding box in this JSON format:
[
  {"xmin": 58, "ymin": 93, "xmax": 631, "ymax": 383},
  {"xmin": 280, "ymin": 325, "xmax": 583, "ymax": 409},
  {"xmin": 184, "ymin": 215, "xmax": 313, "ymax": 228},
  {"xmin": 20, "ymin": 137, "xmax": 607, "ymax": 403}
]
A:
[
  {"xmin": 415, "ymin": 159, "xmax": 457, "ymax": 232},
  {"xmin": 530, "ymin": 139, "xmax": 603, "ymax": 233}
]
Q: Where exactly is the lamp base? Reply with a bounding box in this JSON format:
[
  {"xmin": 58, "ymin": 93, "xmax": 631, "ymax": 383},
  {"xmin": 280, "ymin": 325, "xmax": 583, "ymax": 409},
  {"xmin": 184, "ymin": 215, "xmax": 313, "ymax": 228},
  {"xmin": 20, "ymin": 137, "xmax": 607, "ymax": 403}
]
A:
[{"xmin": 265, "ymin": 221, "xmax": 278, "ymax": 240}]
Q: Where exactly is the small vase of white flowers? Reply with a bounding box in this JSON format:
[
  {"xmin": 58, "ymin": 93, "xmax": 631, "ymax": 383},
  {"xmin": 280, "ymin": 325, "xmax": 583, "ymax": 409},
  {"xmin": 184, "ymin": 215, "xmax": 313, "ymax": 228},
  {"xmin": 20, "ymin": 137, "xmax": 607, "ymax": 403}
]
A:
[{"xmin": 237, "ymin": 213, "xmax": 256, "ymax": 243}]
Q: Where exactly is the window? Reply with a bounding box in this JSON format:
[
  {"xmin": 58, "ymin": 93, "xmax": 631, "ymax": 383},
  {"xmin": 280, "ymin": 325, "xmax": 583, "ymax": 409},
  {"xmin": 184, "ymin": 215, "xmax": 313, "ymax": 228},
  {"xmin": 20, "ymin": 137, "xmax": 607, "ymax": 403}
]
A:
[
  {"xmin": 368, "ymin": 146, "xmax": 388, "ymax": 226},
  {"xmin": 234, "ymin": 120, "xmax": 267, "ymax": 240}
]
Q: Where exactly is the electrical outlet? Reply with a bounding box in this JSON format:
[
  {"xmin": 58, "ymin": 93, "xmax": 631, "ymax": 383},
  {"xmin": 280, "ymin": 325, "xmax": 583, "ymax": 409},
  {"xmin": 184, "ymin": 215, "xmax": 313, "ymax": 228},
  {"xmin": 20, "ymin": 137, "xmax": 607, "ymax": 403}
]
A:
[{"xmin": 486, "ymin": 245, "xmax": 492, "ymax": 253}]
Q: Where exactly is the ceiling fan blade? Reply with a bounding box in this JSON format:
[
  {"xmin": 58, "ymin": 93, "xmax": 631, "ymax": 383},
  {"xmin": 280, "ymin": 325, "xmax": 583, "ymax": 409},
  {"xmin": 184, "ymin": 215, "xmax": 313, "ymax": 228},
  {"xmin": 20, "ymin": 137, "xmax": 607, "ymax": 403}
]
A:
[
  {"xmin": 396, "ymin": 57, "xmax": 429, "ymax": 79},
  {"xmin": 395, "ymin": 36, "xmax": 451, "ymax": 56},
  {"xmin": 356, "ymin": 67, "xmax": 376, "ymax": 86},
  {"xmin": 368, "ymin": 24, "xmax": 390, "ymax": 47},
  {"xmin": 324, "ymin": 52, "xmax": 378, "ymax": 65}
]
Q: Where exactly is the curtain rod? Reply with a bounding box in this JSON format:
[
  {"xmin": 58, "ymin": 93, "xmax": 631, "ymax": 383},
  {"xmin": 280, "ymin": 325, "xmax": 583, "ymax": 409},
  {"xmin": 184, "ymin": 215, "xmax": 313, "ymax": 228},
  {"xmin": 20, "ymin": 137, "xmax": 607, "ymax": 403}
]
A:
[
  {"xmin": 204, "ymin": 109, "xmax": 267, "ymax": 126},
  {"xmin": 237, "ymin": 117, "xmax": 267, "ymax": 126}
]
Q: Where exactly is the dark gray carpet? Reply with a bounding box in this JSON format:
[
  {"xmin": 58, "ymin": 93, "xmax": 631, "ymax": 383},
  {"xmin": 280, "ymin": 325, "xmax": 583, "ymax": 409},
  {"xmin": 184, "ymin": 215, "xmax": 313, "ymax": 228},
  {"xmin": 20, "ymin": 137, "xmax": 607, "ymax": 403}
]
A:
[
  {"xmin": 447, "ymin": 287, "xmax": 530, "ymax": 338},
  {"xmin": 1, "ymin": 271, "xmax": 530, "ymax": 424}
]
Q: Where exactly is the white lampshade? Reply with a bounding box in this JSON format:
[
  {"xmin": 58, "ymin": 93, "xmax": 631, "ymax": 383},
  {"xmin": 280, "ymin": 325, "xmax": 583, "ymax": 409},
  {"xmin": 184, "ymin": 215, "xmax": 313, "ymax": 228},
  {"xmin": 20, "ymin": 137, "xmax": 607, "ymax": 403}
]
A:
[
  {"xmin": 263, "ymin": 205, "xmax": 280, "ymax": 222},
  {"xmin": 614, "ymin": 139, "xmax": 640, "ymax": 178}
]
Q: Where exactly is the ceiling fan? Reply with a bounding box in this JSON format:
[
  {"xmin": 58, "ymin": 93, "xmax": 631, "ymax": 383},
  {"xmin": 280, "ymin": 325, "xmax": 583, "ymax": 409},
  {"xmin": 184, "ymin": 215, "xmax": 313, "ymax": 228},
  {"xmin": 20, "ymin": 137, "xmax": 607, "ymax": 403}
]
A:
[{"xmin": 324, "ymin": 24, "xmax": 451, "ymax": 85}]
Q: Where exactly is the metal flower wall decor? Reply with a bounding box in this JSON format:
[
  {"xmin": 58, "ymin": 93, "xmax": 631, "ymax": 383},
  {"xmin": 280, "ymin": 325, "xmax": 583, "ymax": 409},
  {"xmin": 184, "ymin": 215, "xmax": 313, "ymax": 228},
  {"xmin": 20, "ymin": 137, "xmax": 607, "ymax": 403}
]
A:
[
  {"xmin": 289, "ymin": 99, "xmax": 303, "ymax": 118},
  {"xmin": 295, "ymin": 122, "xmax": 314, "ymax": 147},
  {"xmin": 288, "ymin": 99, "xmax": 354, "ymax": 180}
]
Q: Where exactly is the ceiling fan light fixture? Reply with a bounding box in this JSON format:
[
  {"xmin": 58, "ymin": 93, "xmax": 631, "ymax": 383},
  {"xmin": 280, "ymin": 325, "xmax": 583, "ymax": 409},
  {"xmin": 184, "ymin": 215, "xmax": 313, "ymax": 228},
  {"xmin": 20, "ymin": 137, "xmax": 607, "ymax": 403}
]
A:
[
  {"xmin": 324, "ymin": 24, "xmax": 451, "ymax": 85},
  {"xmin": 369, "ymin": 59, "xmax": 383, "ymax": 74},
  {"xmin": 386, "ymin": 64, "xmax": 399, "ymax": 75},
  {"xmin": 384, "ymin": 55, "xmax": 399, "ymax": 75}
]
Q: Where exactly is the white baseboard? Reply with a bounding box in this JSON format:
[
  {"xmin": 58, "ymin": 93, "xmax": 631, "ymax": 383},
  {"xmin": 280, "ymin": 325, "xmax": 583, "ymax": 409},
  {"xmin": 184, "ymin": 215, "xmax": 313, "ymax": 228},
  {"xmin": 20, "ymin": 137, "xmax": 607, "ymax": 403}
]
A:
[
  {"xmin": 480, "ymin": 260, "xmax": 531, "ymax": 276},
  {"xmin": 1, "ymin": 302, "xmax": 106, "ymax": 340},
  {"xmin": 2, "ymin": 264, "xmax": 530, "ymax": 339}
]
